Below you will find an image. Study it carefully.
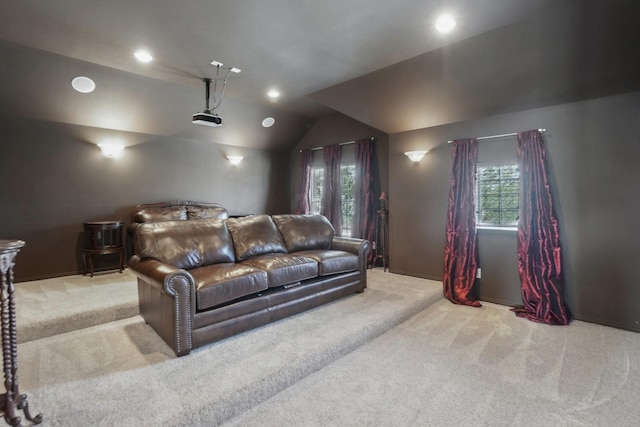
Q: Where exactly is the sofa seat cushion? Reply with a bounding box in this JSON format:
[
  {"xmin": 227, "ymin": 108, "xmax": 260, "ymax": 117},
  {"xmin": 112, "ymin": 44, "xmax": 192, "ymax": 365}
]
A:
[
  {"xmin": 241, "ymin": 254, "xmax": 318, "ymax": 288},
  {"xmin": 293, "ymin": 250, "xmax": 359, "ymax": 276},
  {"xmin": 191, "ymin": 263, "xmax": 268, "ymax": 310}
]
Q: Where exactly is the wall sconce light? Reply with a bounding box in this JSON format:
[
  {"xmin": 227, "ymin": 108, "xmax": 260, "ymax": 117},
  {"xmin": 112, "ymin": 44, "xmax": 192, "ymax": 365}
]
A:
[
  {"xmin": 404, "ymin": 150, "xmax": 427, "ymax": 163},
  {"xmin": 98, "ymin": 142, "xmax": 124, "ymax": 158},
  {"xmin": 225, "ymin": 155, "xmax": 244, "ymax": 166}
]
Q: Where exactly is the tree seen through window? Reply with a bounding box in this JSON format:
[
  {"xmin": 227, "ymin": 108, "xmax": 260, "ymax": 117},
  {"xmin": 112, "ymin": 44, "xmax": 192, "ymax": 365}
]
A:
[
  {"xmin": 476, "ymin": 165, "xmax": 519, "ymax": 226},
  {"xmin": 340, "ymin": 164, "xmax": 355, "ymax": 236},
  {"xmin": 309, "ymin": 167, "xmax": 323, "ymax": 215},
  {"xmin": 309, "ymin": 165, "xmax": 355, "ymax": 237}
]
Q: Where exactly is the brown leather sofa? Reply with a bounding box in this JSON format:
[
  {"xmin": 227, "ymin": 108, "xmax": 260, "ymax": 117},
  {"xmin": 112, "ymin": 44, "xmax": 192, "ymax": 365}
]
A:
[{"xmin": 128, "ymin": 212, "xmax": 371, "ymax": 356}]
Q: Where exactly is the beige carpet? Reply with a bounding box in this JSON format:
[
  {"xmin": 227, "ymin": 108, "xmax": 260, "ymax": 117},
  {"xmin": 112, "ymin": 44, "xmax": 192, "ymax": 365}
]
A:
[
  {"xmin": 225, "ymin": 299, "xmax": 640, "ymax": 427},
  {"xmin": 16, "ymin": 270, "xmax": 139, "ymax": 343},
  {"xmin": 17, "ymin": 269, "xmax": 443, "ymax": 426},
  {"xmin": 15, "ymin": 270, "xmax": 640, "ymax": 426}
]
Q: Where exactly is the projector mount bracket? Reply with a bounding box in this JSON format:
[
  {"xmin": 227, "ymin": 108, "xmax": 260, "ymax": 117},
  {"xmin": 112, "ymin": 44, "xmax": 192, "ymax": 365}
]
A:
[{"xmin": 202, "ymin": 63, "xmax": 233, "ymax": 115}]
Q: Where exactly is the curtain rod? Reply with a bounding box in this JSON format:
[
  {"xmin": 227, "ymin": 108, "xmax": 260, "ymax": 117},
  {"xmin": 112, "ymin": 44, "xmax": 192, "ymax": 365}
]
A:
[
  {"xmin": 447, "ymin": 128, "xmax": 546, "ymax": 144},
  {"xmin": 301, "ymin": 136, "xmax": 376, "ymax": 152},
  {"xmin": 310, "ymin": 140, "xmax": 353, "ymax": 151}
]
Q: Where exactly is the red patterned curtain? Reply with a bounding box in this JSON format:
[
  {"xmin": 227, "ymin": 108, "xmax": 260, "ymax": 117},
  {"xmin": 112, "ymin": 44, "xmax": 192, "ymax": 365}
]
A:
[
  {"xmin": 353, "ymin": 138, "xmax": 379, "ymax": 262},
  {"xmin": 295, "ymin": 149, "xmax": 312, "ymax": 214},
  {"xmin": 321, "ymin": 144, "xmax": 343, "ymax": 235},
  {"xmin": 443, "ymin": 138, "xmax": 481, "ymax": 307},
  {"xmin": 513, "ymin": 130, "xmax": 571, "ymax": 324}
]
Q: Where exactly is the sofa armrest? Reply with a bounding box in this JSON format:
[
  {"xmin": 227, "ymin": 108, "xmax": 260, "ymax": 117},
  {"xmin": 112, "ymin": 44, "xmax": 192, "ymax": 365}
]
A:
[
  {"xmin": 128, "ymin": 255, "xmax": 196, "ymax": 355},
  {"xmin": 128, "ymin": 256, "xmax": 194, "ymax": 297},
  {"xmin": 331, "ymin": 237, "xmax": 371, "ymax": 289},
  {"xmin": 330, "ymin": 236, "xmax": 370, "ymax": 257}
]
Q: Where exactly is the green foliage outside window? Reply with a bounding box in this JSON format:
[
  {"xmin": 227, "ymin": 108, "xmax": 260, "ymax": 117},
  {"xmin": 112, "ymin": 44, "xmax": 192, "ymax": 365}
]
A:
[
  {"xmin": 476, "ymin": 165, "xmax": 519, "ymax": 226},
  {"xmin": 309, "ymin": 165, "xmax": 355, "ymax": 236},
  {"xmin": 341, "ymin": 165, "xmax": 355, "ymax": 236},
  {"xmin": 310, "ymin": 168, "xmax": 324, "ymax": 214}
]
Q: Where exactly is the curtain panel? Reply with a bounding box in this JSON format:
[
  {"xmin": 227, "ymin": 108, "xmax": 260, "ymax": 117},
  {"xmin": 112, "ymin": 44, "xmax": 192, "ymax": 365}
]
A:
[
  {"xmin": 295, "ymin": 149, "xmax": 312, "ymax": 214},
  {"xmin": 321, "ymin": 144, "xmax": 343, "ymax": 236},
  {"xmin": 353, "ymin": 138, "xmax": 379, "ymax": 263},
  {"xmin": 443, "ymin": 138, "xmax": 481, "ymax": 307},
  {"xmin": 513, "ymin": 130, "xmax": 571, "ymax": 325}
]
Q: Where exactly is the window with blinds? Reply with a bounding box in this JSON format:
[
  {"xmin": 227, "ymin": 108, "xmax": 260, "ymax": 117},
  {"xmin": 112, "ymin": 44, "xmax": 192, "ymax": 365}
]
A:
[{"xmin": 476, "ymin": 164, "xmax": 519, "ymax": 227}]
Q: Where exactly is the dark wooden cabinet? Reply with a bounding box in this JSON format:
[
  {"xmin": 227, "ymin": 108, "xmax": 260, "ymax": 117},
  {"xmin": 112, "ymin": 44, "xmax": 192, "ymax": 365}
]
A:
[{"xmin": 83, "ymin": 221, "xmax": 124, "ymax": 277}]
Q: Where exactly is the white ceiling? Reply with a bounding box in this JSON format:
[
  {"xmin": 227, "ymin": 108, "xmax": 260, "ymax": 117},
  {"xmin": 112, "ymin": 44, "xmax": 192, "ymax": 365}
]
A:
[{"xmin": 1, "ymin": 0, "xmax": 638, "ymax": 150}]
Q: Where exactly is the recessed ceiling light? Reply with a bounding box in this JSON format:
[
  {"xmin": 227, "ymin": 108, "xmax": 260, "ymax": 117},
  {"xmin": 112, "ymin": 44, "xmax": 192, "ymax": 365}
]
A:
[
  {"xmin": 262, "ymin": 117, "xmax": 275, "ymax": 128},
  {"xmin": 134, "ymin": 49, "xmax": 153, "ymax": 63},
  {"xmin": 435, "ymin": 13, "xmax": 456, "ymax": 34},
  {"xmin": 71, "ymin": 76, "xmax": 95, "ymax": 93},
  {"xmin": 267, "ymin": 89, "xmax": 280, "ymax": 102}
]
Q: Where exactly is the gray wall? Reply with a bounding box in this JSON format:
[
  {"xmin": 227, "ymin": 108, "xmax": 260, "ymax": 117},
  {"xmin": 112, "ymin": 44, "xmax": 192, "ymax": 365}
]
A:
[
  {"xmin": 0, "ymin": 115, "xmax": 289, "ymax": 281},
  {"xmin": 6, "ymin": 88, "xmax": 639, "ymax": 333},
  {"xmin": 389, "ymin": 90, "xmax": 640, "ymax": 332}
]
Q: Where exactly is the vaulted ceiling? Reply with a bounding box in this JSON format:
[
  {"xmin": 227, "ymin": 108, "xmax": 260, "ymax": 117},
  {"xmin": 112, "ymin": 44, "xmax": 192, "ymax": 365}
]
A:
[{"xmin": 1, "ymin": 0, "xmax": 638, "ymax": 150}]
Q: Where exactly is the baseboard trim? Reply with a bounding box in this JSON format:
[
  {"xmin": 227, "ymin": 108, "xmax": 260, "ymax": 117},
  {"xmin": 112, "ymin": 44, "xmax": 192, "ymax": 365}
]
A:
[
  {"xmin": 16, "ymin": 267, "xmax": 127, "ymax": 283},
  {"xmin": 479, "ymin": 296, "xmax": 519, "ymax": 307},
  {"xmin": 481, "ymin": 297, "xmax": 640, "ymax": 334},
  {"xmin": 571, "ymin": 313, "xmax": 640, "ymax": 333},
  {"xmin": 388, "ymin": 268, "xmax": 442, "ymax": 282}
]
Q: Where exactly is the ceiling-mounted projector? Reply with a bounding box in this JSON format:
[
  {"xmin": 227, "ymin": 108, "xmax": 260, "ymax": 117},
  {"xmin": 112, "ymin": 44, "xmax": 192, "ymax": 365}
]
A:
[
  {"xmin": 193, "ymin": 77, "xmax": 223, "ymax": 127},
  {"xmin": 193, "ymin": 62, "xmax": 239, "ymax": 127},
  {"xmin": 193, "ymin": 111, "xmax": 222, "ymax": 127}
]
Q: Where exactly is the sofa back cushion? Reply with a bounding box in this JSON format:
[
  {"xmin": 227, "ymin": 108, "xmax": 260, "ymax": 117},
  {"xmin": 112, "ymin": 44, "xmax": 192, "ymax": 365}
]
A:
[
  {"xmin": 134, "ymin": 206, "xmax": 188, "ymax": 223},
  {"xmin": 186, "ymin": 205, "xmax": 228, "ymax": 220},
  {"xmin": 131, "ymin": 202, "xmax": 228, "ymax": 224},
  {"xmin": 272, "ymin": 214, "xmax": 334, "ymax": 252},
  {"xmin": 134, "ymin": 218, "xmax": 235, "ymax": 269},
  {"xmin": 226, "ymin": 215, "xmax": 287, "ymax": 261}
]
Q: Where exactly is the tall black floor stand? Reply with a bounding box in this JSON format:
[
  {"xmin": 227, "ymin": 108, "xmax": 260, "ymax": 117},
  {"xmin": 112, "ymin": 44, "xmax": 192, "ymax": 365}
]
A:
[
  {"xmin": 0, "ymin": 240, "xmax": 42, "ymax": 426},
  {"xmin": 374, "ymin": 208, "xmax": 389, "ymax": 271}
]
